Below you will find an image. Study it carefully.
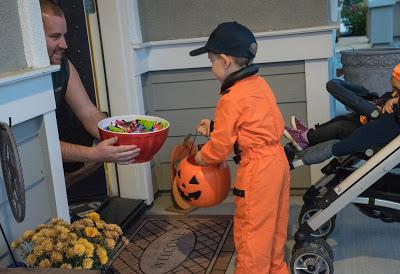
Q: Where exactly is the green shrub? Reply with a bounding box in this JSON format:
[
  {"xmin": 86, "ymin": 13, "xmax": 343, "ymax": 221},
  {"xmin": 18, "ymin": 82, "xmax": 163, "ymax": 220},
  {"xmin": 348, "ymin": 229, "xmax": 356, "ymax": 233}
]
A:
[{"xmin": 341, "ymin": 0, "xmax": 367, "ymax": 36}]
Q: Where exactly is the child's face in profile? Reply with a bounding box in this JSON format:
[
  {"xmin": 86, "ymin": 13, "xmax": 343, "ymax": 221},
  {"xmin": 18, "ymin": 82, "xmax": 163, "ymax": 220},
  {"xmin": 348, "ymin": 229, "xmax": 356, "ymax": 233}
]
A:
[
  {"xmin": 208, "ymin": 52, "xmax": 228, "ymax": 83},
  {"xmin": 391, "ymin": 77, "xmax": 400, "ymax": 96}
]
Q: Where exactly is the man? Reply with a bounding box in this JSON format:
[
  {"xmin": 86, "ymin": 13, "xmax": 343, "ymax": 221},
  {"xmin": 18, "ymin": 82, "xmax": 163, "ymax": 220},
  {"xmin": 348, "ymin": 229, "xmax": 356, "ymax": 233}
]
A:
[{"xmin": 40, "ymin": 0, "xmax": 140, "ymax": 167}]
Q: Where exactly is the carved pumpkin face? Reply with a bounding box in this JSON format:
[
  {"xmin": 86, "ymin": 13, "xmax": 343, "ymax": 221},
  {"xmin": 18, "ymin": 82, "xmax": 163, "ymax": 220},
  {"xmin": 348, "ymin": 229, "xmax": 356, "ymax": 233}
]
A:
[{"xmin": 176, "ymin": 155, "xmax": 231, "ymax": 207}]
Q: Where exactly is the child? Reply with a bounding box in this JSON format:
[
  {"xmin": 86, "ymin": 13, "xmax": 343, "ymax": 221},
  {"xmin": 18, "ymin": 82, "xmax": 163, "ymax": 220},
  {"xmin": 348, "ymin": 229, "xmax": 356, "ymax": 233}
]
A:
[
  {"xmin": 285, "ymin": 63, "xmax": 400, "ymax": 151},
  {"xmin": 190, "ymin": 22, "xmax": 290, "ymax": 274}
]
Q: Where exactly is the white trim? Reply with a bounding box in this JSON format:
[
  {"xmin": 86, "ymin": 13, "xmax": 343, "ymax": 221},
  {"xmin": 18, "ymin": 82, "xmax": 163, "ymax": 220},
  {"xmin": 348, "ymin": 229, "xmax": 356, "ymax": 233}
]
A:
[
  {"xmin": 131, "ymin": 25, "xmax": 338, "ymax": 49},
  {"xmin": 0, "ymin": 72, "xmax": 57, "ymax": 126},
  {"xmin": 132, "ymin": 26, "xmax": 336, "ymax": 74},
  {"xmin": 0, "ymin": 70, "xmax": 69, "ymax": 221},
  {"xmin": 86, "ymin": 9, "xmax": 119, "ymax": 195},
  {"xmin": 97, "ymin": 0, "xmax": 153, "ymax": 203},
  {"xmin": 0, "ymin": 65, "xmax": 59, "ymax": 87},
  {"xmin": 40, "ymin": 112, "xmax": 70, "ymax": 220},
  {"xmin": 305, "ymin": 60, "xmax": 332, "ymax": 183},
  {"xmin": 17, "ymin": 0, "xmax": 49, "ymax": 68}
]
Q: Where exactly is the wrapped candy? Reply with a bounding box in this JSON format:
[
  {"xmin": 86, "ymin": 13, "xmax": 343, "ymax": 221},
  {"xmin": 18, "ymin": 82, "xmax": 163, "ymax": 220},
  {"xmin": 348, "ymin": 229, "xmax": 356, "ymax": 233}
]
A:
[{"xmin": 106, "ymin": 119, "xmax": 167, "ymax": 133}]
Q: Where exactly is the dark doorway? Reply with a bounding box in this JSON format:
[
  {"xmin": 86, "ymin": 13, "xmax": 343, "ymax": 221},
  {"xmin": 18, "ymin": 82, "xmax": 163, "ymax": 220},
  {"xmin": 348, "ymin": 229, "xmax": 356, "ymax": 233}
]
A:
[{"xmin": 57, "ymin": 0, "xmax": 108, "ymax": 205}]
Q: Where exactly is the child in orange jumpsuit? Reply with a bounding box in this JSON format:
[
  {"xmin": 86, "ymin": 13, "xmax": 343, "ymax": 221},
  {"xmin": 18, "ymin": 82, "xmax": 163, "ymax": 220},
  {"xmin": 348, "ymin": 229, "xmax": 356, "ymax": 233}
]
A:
[{"xmin": 189, "ymin": 22, "xmax": 290, "ymax": 274}]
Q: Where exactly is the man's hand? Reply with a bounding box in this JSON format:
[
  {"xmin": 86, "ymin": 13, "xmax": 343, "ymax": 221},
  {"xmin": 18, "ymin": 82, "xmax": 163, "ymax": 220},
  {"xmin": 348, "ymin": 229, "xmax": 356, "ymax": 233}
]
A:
[
  {"xmin": 93, "ymin": 137, "xmax": 141, "ymax": 165},
  {"xmin": 381, "ymin": 97, "xmax": 399, "ymax": 113},
  {"xmin": 196, "ymin": 119, "xmax": 211, "ymax": 136}
]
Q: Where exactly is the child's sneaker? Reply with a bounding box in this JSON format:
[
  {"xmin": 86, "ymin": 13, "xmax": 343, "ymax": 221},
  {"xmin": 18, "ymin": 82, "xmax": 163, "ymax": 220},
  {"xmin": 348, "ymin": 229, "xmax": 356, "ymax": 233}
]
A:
[
  {"xmin": 284, "ymin": 127, "xmax": 309, "ymax": 151},
  {"xmin": 291, "ymin": 116, "xmax": 308, "ymax": 132}
]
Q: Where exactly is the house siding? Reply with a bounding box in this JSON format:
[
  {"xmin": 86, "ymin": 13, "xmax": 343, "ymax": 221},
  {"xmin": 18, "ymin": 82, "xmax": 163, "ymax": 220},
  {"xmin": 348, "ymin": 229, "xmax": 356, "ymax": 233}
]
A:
[
  {"xmin": 137, "ymin": 0, "xmax": 330, "ymax": 42},
  {"xmin": 143, "ymin": 61, "xmax": 311, "ymax": 193}
]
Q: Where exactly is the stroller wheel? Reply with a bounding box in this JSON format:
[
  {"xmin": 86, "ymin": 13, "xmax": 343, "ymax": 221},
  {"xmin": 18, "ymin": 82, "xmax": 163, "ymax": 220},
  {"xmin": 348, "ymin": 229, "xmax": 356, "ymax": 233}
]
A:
[
  {"xmin": 312, "ymin": 239, "xmax": 334, "ymax": 259},
  {"xmin": 299, "ymin": 204, "xmax": 336, "ymax": 239},
  {"xmin": 291, "ymin": 245, "xmax": 334, "ymax": 274},
  {"xmin": 292, "ymin": 239, "xmax": 334, "ymax": 260}
]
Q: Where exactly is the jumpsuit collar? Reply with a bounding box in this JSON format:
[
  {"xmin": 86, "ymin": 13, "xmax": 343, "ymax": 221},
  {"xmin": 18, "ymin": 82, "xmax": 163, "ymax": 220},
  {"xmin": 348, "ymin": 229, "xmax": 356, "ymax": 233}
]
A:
[{"xmin": 220, "ymin": 64, "xmax": 259, "ymax": 94}]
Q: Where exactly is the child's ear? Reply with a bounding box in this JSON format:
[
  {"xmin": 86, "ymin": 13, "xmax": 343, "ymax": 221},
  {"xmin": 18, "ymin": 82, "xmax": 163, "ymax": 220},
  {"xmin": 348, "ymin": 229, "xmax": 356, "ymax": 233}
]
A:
[{"xmin": 220, "ymin": 54, "xmax": 231, "ymax": 68}]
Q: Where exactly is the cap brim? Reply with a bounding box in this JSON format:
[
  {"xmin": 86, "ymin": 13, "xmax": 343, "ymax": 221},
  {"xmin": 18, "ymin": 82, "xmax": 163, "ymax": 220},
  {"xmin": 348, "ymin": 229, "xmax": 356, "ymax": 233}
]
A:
[{"xmin": 189, "ymin": 47, "xmax": 208, "ymax": 56}]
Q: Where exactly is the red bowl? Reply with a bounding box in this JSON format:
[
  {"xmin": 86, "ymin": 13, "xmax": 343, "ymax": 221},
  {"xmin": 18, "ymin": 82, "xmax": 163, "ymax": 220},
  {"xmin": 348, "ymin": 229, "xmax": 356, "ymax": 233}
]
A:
[{"xmin": 98, "ymin": 115, "xmax": 169, "ymax": 163}]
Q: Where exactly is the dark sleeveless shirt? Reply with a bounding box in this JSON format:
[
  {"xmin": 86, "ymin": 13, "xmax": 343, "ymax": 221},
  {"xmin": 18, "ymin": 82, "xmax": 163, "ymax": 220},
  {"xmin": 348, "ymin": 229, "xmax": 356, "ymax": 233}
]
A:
[{"xmin": 52, "ymin": 57, "xmax": 94, "ymax": 172}]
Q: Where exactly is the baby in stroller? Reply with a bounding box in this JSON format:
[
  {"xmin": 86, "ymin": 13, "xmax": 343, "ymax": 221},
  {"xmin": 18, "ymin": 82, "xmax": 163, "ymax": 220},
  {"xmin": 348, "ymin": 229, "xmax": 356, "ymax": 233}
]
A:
[
  {"xmin": 286, "ymin": 63, "xmax": 400, "ymax": 167},
  {"xmin": 287, "ymin": 65, "xmax": 400, "ymax": 274}
]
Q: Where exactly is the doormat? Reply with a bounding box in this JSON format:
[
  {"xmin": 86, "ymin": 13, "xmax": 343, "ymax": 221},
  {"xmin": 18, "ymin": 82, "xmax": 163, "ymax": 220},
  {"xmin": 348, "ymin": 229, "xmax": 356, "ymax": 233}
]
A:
[{"xmin": 111, "ymin": 215, "xmax": 234, "ymax": 274}]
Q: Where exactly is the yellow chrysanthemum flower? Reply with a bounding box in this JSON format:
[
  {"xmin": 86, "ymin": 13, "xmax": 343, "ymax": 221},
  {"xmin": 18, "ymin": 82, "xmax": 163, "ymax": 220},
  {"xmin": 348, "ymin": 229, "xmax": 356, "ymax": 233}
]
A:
[
  {"xmin": 99, "ymin": 253, "xmax": 108, "ymax": 265},
  {"xmin": 69, "ymin": 232, "xmax": 78, "ymax": 241},
  {"xmin": 96, "ymin": 247, "xmax": 108, "ymax": 265},
  {"xmin": 95, "ymin": 221, "xmax": 104, "ymax": 229},
  {"xmin": 85, "ymin": 227, "xmax": 99, "ymax": 238},
  {"xmin": 106, "ymin": 238, "xmax": 116, "ymax": 249},
  {"xmin": 60, "ymin": 263, "xmax": 73, "ymax": 269},
  {"xmin": 50, "ymin": 251, "xmax": 63, "ymax": 263},
  {"xmin": 26, "ymin": 254, "xmax": 37, "ymax": 266},
  {"xmin": 51, "ymin": 218, "xmax": 64, "ymax": 224},
  {"xmin": 44, "ymin": 228, "xmax": 56, "ymax": 238},
  {"xmin": 54, "ymin": 242, "xmax": 63, "ymax": 252},
  {"xmin": 31, "ymin": 234, "xmax": 39, "ymax": 242},
  {"xmin": 74, "ymin": 224, "xmax": 86, "ymax": 231},
  {"xmin": 22, "ymin": 230, "xmax": 35, "ymax": 240},
  {"xmin": 86, "ymin": 212, "xmax": 101, "ymax": 222},
  {"xmin": 35, "ymin": 224, "xmax": 48, "ymax": 232},
  {"xmin": 66, "ymin": 247, "xmax": 76, "ymax": 258},
  {"xmin": 121, "ymin": 236, "xmax": 129, "ymax": 246},
  {"xmin": 33, "ymin": 246, "xmax": 43, "ymax": 256},
  {"xmin": 38, "ymin": 258, "xmax": 51, "ymax": 268},
  {"xmin": 10, "ymin": 240, "xmax": 20, "ymax": 249},
  {"xmin": 78, "ymin": 237, "xmax": 89, "ymax": 244},
  {"xmin": 73, "ymin": 243, "xmax": 86, "ymax": 256},
  {"xmin": 55, "ymin": 224, "xmax": 70, "ymax": 234},
  {"xmin": 60, "ymin": 232, "xmax": 69, "ymax": 240},
  {"xmin": 83, "ymin": 258, "xmax": 94, "ymax": 269},
  {"xmin": 42, "ymin": 239, "xmax": 53, "ymax": 252}
]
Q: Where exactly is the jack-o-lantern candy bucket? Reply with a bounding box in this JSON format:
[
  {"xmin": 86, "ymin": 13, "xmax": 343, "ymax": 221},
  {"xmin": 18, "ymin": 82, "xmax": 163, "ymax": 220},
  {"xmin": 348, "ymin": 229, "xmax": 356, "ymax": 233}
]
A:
[{"xmin": 176, "ymin": 154, "xmax": 231, "ymax": 207}]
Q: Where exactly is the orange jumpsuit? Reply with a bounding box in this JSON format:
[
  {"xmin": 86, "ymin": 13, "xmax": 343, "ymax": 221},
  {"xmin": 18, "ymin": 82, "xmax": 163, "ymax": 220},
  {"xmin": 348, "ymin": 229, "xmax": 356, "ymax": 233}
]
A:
[{"xmin": 200, "ymin": 75, "xmax": 290, "ymax": 274}]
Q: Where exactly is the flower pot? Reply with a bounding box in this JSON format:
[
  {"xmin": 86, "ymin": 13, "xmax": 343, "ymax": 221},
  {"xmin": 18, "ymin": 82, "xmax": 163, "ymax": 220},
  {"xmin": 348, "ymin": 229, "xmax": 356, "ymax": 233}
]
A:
[{"xmin": 341, "ymin": 48, "xmax": 400, "ymax": 95}]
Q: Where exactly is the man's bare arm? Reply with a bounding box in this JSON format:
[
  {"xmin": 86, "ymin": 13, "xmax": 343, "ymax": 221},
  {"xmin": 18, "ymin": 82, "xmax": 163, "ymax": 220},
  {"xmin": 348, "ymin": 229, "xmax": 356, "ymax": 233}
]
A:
[{"xmin": 64, "ymin": 60, "xmax": 106, "ymax": 139}]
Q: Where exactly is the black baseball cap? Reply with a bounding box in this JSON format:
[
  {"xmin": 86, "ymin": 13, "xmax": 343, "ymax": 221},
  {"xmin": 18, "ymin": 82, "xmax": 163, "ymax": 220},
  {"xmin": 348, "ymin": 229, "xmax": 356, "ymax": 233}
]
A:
[{"xmin": 189, "ymin": 21, "xmax": 257, "ymax": 59}]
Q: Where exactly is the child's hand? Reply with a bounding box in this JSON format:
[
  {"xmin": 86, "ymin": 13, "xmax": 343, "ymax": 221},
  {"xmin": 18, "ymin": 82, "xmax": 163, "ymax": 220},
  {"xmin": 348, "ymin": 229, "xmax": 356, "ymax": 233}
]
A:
[
  {"xmin": 196, "ymin": 119, "xmax": 211, "ymax": 136},
  {"xmin": 382, "ymin": 97, "xmax": 399, "ymax": 113},
  {"xmin": 195, "ymin": 151, "xmax": 207, "ymax": 166}
]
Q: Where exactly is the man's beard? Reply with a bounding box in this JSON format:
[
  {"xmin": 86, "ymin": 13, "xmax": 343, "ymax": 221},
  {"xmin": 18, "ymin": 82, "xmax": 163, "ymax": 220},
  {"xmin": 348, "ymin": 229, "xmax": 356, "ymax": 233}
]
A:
[{"xmin": 50, "ymin": 50, "xmax": 65, "ymax": 65}]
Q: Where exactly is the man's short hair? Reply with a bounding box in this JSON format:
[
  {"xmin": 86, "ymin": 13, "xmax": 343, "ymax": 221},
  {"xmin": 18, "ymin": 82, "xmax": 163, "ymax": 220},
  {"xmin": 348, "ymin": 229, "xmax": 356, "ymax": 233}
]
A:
[{"xmin": 39, "ymin": 0, "xmax": 64, "ymax": 17}]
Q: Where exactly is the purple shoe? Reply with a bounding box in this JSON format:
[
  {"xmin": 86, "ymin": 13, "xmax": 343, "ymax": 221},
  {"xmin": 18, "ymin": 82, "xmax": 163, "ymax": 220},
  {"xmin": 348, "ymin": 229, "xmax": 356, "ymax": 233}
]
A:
[
  {"xmin": 284, "ymin": 127, "xmax": 309, "ymax": 151},
  {"xmin": 291, "ymin": 116, "xmax": 308, "ymax": 132}
]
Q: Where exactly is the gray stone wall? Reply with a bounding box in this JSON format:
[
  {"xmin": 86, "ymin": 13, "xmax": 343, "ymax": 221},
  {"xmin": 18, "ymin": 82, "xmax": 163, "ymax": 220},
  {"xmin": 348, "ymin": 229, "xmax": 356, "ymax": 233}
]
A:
[
  {"xmin": 138, "ymin": 0, "xmax": 331, "ymax": 42},
  {"xmin": 0, "ymin": 0, "xmax": 27, "ymax": 74}
]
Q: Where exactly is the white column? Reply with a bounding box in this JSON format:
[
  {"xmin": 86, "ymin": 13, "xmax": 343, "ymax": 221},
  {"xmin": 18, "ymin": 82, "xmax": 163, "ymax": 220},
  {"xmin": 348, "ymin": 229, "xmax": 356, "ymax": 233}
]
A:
[
  {"xmin": 97, "ymin": 0, "xmax": 153, "ymax": 204},
  {"xmin": 17, "ymin": 0, "xmax": 49, "ymax": 68},
  {"xmin": 305, "ymin": 59, "xmax": 332, "ymax": 182},
  {"xmin": 40, "ymin": 111, "xmax": 70, "ymax": 220}
]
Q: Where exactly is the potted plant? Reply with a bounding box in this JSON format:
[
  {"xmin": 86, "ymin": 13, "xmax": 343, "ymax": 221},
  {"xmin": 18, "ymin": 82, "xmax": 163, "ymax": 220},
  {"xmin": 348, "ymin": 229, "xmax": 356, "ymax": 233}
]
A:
[
  {"xmin": 341, "ymin": 0, "xmax": 367, "ymax": 36},
  {"xmin": 11, "ymin": 212, "xmax": 128, "ymax": 271}
]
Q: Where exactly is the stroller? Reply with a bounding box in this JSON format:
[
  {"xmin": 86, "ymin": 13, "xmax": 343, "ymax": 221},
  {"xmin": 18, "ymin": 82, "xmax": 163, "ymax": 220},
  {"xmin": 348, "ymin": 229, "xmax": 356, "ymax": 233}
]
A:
[{"xmin": 286, "ymin": 79, "xmax": 400, "ymax": 274}]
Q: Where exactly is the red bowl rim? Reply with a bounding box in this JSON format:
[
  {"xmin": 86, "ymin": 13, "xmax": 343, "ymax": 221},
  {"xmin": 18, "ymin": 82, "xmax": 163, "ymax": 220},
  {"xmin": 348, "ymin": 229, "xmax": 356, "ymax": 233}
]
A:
[{"xmin": 98, "ymin": 115, "xmax": 170, "ymax": 135}]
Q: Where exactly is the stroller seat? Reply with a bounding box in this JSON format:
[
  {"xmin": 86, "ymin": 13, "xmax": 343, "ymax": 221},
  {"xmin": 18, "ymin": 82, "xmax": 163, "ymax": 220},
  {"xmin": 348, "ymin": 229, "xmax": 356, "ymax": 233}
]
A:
[{"xmin": 288, "ymin": 79, "xmax": 400, "ymax": 274}]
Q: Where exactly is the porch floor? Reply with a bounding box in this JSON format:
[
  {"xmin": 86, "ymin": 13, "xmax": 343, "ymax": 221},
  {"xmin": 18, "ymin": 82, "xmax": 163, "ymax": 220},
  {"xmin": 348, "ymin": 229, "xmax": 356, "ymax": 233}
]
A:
[{"xmin": 145, "ymin": 193, "xmax": 400, "ymax": 274}]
